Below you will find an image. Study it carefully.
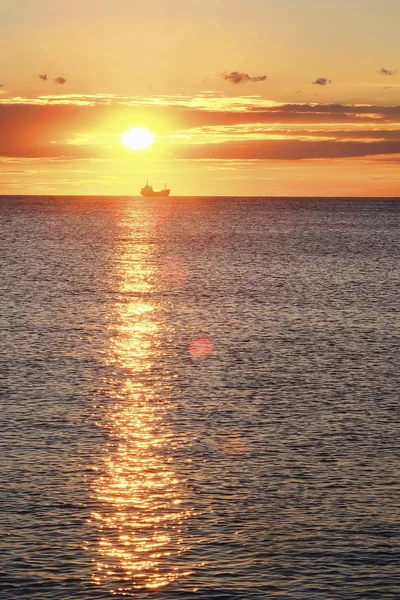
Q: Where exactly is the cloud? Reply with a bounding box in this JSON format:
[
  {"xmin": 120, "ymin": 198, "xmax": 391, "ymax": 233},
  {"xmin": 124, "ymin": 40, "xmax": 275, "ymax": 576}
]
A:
[
  {"xmin": 221, "ymin": 71, "xmax": 267, "ymax": 84},
  {"xmin": 39, "ymin": 74, "xmax": 67, "ymax": 83},
  {"xmin": 312, "ymin": 77, "xmax": 332, "ymax": 86},
  {"xmin": 172, "ymin": 139, "xmax": 400, "ymax": 161},
  {"xmin": 379, "ymin": 68, "xmax": 397, "ymax": 76}
]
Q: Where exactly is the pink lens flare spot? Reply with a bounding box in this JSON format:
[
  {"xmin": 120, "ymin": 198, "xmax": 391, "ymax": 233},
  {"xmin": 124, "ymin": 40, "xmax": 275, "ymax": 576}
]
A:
[
  {"xmin": 189, "ymin": 337, "xmax": 214, "ymax": 357},
  {"xmin": 159, "ymin": 255, "xmax": 188, "ymax": 287}
]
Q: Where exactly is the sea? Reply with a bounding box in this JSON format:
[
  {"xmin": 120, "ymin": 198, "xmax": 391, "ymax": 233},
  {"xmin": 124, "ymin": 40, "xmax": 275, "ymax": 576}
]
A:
[{"xmin": 0, "ymin": 195, "xmax": 399, "ymax": 600}]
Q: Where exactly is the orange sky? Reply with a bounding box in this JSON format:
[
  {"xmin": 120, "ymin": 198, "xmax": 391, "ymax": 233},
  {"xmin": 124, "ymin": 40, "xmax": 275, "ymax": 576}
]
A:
[{"xmin": 0, "ymin": 0, "xmax": 399, "ymax": 195}]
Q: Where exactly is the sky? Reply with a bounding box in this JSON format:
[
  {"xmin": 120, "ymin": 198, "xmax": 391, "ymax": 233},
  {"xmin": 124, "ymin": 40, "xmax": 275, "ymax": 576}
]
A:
[{"xmin": 0, "ymin": 0, "xmax": 399, "ymax": 196}]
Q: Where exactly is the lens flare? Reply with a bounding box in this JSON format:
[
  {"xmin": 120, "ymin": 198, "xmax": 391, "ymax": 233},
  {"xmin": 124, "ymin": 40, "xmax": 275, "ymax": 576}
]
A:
[{"xmin": 189, "ymin": 337, "xmax": 214, "ymax": 357}]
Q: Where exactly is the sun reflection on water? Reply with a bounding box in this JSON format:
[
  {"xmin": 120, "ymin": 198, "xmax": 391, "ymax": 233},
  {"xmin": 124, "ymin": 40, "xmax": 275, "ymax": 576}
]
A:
[{"xmin": 91, "ymin": 206, "xmax": 192, "ymax": 593}]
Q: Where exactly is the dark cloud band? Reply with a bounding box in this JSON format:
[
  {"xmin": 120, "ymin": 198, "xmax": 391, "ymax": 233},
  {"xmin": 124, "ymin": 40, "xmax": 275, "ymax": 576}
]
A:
[{"xmin": 0, "ymin": 98, "xmax": 398, "ymax": 161}]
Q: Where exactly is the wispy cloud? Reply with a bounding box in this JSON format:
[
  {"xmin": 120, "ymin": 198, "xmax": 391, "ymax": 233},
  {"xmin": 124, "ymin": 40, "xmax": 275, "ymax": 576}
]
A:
[
  {"xmin": 312, "ymin": 77, "xmax": 332, "ymax": 86},
  {"xmin": 38, "ymin": 74, "xmax": 48, "ymax": 81},
  {"xmin": 221, "ymin": 71, "xmax": 267, "ymax": 84},
  {"xmin": 379, "ymin": 68, "xmax": 397, "ymax": 76},
  {"xmin": 0, "ymin": 93, "xmax": 281, "ymax": 112},
  {"xmin": 54, "ymin": 76, "xmax": 67, "ymax": 85}
]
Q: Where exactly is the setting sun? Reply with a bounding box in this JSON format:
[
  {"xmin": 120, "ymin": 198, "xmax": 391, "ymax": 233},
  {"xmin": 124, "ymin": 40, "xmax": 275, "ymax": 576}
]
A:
[{"xmin": 121, "ymin": 127, "xmax": 155, "ymax": 151}]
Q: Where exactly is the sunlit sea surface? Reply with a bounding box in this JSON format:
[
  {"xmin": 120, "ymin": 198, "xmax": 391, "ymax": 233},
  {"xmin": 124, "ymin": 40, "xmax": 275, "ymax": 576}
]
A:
[{"xmin": 1, "ymin": 196, "xmax": 399, "ymax": 600}]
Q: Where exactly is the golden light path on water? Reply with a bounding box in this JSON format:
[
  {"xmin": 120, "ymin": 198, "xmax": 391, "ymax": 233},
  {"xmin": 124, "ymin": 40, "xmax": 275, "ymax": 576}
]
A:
[{"xmin": 91, "ymin": 205, "xmax": 193, "ymax": 594}]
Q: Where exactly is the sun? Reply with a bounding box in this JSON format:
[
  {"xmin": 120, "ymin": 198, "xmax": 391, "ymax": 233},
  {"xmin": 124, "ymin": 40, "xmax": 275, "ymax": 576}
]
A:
[{"xmin": 122, "ymin": 127, "xmax": 155, "ymax": 150}]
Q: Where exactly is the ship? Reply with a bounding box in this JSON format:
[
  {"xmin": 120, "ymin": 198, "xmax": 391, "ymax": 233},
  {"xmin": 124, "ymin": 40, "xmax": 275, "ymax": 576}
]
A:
[{"xmin": 140, "ymin": 180, "xmax": 171, "ymax": 197}]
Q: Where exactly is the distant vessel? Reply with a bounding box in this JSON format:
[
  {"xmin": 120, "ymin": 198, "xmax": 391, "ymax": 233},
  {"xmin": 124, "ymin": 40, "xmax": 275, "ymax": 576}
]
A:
[{"xmin": 140, "ymin": 180, "xmax": 171, "ymax": 197}]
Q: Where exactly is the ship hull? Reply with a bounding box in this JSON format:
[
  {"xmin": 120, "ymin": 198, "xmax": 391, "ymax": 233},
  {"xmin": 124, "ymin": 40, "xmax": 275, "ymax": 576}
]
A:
[{"xmin": 140, "ymin": 189, "xmax": 171, "ymax": 197}]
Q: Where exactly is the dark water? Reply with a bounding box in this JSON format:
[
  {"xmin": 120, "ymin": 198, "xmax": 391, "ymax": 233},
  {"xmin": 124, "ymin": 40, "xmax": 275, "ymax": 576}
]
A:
[{"xmin": 1, "ymin": 196, "xmax": 399, "ymax": 599}]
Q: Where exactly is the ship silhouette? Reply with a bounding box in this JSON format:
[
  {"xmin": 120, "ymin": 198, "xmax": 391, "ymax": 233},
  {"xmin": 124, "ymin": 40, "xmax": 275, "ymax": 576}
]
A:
[{"xmin": 140, "ymin": 180, "xmax": 171, "ymax": 197}]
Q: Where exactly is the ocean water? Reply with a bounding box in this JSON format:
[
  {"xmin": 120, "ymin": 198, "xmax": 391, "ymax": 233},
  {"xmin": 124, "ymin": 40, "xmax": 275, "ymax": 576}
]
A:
[{"xmin": 0, "ymin": 195, "xmax": 399, "ymax": 600}]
